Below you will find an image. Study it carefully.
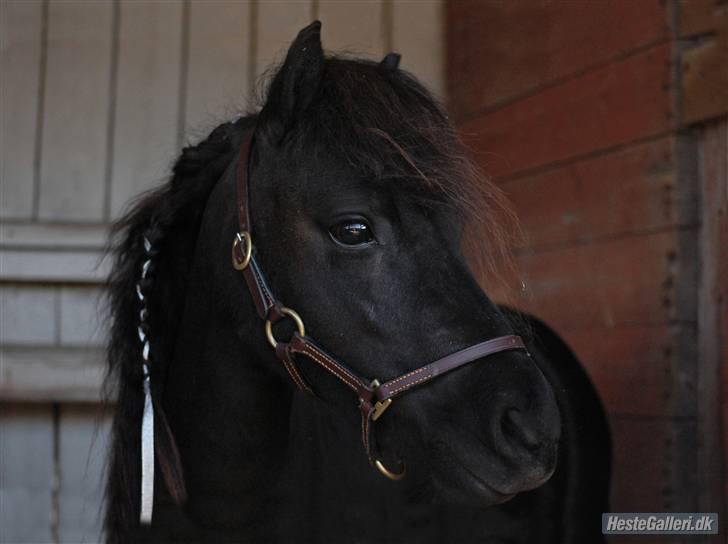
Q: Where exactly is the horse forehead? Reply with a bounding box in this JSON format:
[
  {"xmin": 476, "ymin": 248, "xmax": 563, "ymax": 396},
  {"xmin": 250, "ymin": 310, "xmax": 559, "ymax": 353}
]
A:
[
  {"xmin": 265, "ymin": 141, "xmax": 441, "ymax": 209},
  {"xmin": 272, "ymin": 154, "xmax": 371, "ymax": 199}
]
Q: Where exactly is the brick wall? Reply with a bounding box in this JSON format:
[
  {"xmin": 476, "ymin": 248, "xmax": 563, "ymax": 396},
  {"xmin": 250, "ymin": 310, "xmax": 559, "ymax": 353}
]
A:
[{"xmin": 447, "ymin": 1, "xmax": 727, "ymax": 539}]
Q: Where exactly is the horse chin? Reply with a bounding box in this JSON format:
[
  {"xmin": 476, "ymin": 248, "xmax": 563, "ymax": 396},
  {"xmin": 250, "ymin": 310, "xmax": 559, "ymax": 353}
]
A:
[{"xmin": 429, "ymin": 456, "xmax": 517, "ymax": 508}]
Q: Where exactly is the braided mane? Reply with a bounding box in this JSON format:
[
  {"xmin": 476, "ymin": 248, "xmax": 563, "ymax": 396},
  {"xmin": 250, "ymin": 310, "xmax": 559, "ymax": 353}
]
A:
[{"xmin": 103, "ymin": 116, "xmax": 254, "ymax": 540}]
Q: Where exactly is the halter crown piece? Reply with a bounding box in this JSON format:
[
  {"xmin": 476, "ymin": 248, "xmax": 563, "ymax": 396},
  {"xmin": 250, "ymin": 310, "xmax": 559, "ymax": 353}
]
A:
[{"xmin": 231, "ymin": 132, "xmax": 530, "ymax": 480}]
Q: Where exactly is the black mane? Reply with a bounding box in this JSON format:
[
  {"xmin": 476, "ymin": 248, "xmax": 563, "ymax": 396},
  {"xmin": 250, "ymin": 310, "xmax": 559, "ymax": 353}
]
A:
[{"xmin": 103, "ymin": 116, "xmax": 253, "ymax": 537}]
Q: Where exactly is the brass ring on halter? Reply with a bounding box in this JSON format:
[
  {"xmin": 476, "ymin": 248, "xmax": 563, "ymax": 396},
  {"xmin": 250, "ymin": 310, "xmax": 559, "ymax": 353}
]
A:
[
  {"xmin": 232, "ymin": 231, "xmax": 252, "ymax": 270},
  {"xmin": 265, "ymin": 307, "xmax": 306, "ymax": 348},
  {"xmin": 374, "ymin": 458, "xmax": 406, "ymax": 481}
]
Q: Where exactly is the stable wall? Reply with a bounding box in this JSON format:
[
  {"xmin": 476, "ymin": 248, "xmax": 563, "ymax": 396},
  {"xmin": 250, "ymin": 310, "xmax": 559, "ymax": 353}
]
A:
[
  {"xmin": 0, "ymin": 1, "xmax": 444, "ymax": 541},
  {"xmin": 447, "ymin": 2, "xmax": 726, "ymax": 542}
]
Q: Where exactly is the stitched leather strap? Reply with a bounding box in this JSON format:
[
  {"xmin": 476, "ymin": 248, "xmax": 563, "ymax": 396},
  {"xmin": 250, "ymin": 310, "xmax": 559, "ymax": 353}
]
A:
[
  {"xmin": 232, "ymin": 133, "xmax": 529, "ymax": 468},
  {"xmin": 375, "ymin": 335, "xmax": 526, "ymax": 401},
  {"xmin": 233, "ymin": 134, "xmax": 275, "ymax": 320}
]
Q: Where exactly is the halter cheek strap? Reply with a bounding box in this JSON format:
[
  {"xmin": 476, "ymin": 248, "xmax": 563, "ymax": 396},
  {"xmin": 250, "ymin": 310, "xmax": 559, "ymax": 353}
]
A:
[{"xmin": 232, "ymin": 133, "xmax": 528, "ymax": 478}]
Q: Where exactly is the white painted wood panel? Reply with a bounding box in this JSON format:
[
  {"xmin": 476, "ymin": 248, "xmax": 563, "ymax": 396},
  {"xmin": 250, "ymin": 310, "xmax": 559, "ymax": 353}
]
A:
[
  {"xmin": 392, "ymin": 0, "xmax": 444, "ymax": 97},
  {"xmin": 0, "ymin": 404, "xmax": 54, "ymax": 543},
  {"xmin": 60, "ymin": 287, "xmax": 106, "ymax": 347},
  {"xmin": 256, "ymin": 0, "xmax": 313, "ymax": 83},
  {"xmin": 0, "ymin": 222, "xmax": 108, "ymax": 250},
  {"xmin": 38, "ymin": 0, "xmax": 113, "ymax": 221},
  {"xmin": 318, "ymin": 0, "xmax": 384, "ymax": 58},
  {"xmin": 0, "ymin": 0, "xmax": 43, "ymax": 219},
  {"xmin": 0, "ymin": 347, "xmax": 105, "ymax": 402},
  {"xmin": 58, "ymin": 405, "xmax": 109, "ymax": 543},
  {"xmin": 0, "ymin": 6, "xmax": 447, "ymax": 542},
  {"xmin": 0, "ymin": 248, "xmax": 108, "ymax": 283},
  {"xmin": 0, "ymin": 285, "xmax": 57, "ymax": 345},
  {"xmin": 184, "ymin": 0, "xmax": 251, "ymax": 141},
  {"xmin": 109, "ymin": 0, "xmax": 183, "ymax": 218}
]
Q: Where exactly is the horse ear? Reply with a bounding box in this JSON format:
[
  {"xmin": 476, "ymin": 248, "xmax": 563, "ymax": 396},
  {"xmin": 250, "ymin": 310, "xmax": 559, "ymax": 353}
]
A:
[
  {"xmin": 380, "ymin": 52, "xmax": 401, "ymax": 70},
  {"xmin": 257, "ymin": 21, "xmax": 325, "ymax": 147}
]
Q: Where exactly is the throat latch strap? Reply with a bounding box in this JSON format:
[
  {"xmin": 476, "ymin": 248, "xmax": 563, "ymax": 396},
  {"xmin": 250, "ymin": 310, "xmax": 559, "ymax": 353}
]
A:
[{"xmin": 231, "ymin": 133, "xmax": 529, "ymax": 474}]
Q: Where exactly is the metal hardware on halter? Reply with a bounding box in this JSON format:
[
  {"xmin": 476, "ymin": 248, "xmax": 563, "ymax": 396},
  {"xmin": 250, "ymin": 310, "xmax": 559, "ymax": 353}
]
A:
[
  {"xmin": 232, "ymin": 132, "xmax": 530, "ymax": 482},
  {"xmin": 370, "ymin": 380, "xmax": 392, "ymax": 421},
  {"xmin": 265, "ymin": 307, "xmax": 306, "ymax": 348},
  {"xmin": 368, "ymin": 380, "xmax": 401, "ymax": 480},
  {"xmin": 232, "ymin": 231, "xmax": 253, "ymax": 270},
  {"xmin": 375, "ymin": 459, "xmax": 405, "ymax": 480}
]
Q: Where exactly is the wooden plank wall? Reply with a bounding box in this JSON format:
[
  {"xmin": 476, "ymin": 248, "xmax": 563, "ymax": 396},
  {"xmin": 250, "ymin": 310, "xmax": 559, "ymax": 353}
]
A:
[
  {"xmin": 683, "ymin": 0, "xmax": 728, "ymax": 527},
  {"xmin": 0, "ymin": 1, "xmax": 444, "ymax": 541},
  {"xmin": 447, "ymin": 1, "xmax": 726, "ymax": 540}
]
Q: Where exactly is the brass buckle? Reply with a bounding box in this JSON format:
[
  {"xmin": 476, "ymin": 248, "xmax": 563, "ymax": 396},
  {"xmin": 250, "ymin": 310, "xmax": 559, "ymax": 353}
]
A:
[
  {"xmin": 370, "ymin": 379, "xmax": 392, "ymax": 421},
  {"xmin": 232, "ymin": 231, "xmax": 252, "ymax": 270},
  {"xmin": 265, "ymin": 307, "xmax": 306, "ymax": 348}
]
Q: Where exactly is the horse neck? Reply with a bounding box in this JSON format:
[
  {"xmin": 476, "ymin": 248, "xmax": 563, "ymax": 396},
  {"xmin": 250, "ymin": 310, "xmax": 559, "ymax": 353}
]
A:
[
  {"xmin": 157, "ymin": 179, "xmax": 295, "ymax": 536},
  {"xmin": 161, "ymin": 297, "xmax": 294, "ymax": 532}
]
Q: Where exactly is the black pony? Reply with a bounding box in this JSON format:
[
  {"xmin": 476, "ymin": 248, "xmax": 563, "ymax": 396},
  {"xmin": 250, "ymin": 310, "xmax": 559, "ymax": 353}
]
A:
[{"xmin": 105, "ymin": 22, "xmax": 609, "ymax": 543}]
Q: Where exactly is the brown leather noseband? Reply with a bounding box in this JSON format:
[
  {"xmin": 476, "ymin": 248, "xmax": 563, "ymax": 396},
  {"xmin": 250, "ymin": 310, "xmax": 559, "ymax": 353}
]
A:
[{"xmin": 231, "ymin": 133, "xmax": 528, "ymax": 480}]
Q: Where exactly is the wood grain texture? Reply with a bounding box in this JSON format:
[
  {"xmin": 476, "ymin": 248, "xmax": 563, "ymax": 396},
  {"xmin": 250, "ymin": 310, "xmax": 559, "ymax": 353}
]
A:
[
  {"xmin": 0, "ymin": 347, "xmax": 104, "ymax": 402},
  {"xmin": 318, "ymin": 0, "xmax": 384, "ymax": 58},
  {"xmin": 59, "ymin": 286, "xmax": 106, "ymax": 347},
  {"xmin": 0, "ymin": 0, "xmax": 43, "ymax": 219},
  {"xmin": 496, "ymin": 230, "xmax": 685, "ymax": 330},
  {"xmin": 678, "ymin": 0, "xmax": 726, "ymax": 38},
  {"xmin": 38, "ymin": 0, "xmax": 113, "ymax": 221},
  {"xmin": 609, "ymin": 416, "xmax": 698, "ymax": 512},
  {"xmin": 446, "ymin": 0, "xmax": 710, "ymax": 528},
  {"xmin": 565, "ymin": 324, "xmax": 684, "ymax": 418},
  {"xmin": 109, "ymin": 0, "xmax": 183, "ymax": 218},
  {"xmin": 0, "ymin": 285, "xmax": 57, "ymax": 345},
  {"xmin": 58, "ymin": 405, "xmax": 109, "ymax": 543},
  {"xmin": 256, "ymin": 0, "xmax": 312, "ymax": 82},
  {"xmin": 697, "ymin": 119, "xmax": 728, "ymax": 519},
  {"xmin": 502, "ymin": 137, "xmax": 696, "ymax": 250},
  {"xmin": 0, "ymin": 4, "xmax": 448, "ymax": 541},
  {"xmin": 0, "ymin": 222, "xmax": 108, "ymax": 250},
  {"xmin": 447, "ymin": 0, "xmax": 669, "ymax": 118},
  {"xmin": 460, "ymin": 43, "xmax": 673, "ymax": 179},
  {"xmin": 679, "ymin": 0, "xmax": 728, "ymax": 124},
  {"xmin": 392, "ymin": 0, "xmax": 444, "ymax": 97},
  {"xmin": 680, "ymin": 26, "xmax": 728, "ymax": 124},
  {"xmin": 0, "ymin": 404, "xmax": 54, "ymax": 543},
  {"xmin": 185, "ymin": 0, "xmax": 250, "ymax": 141},
  {"xmin": 0, "ymin": 248, "xmax": 108, "ymax": 283}
]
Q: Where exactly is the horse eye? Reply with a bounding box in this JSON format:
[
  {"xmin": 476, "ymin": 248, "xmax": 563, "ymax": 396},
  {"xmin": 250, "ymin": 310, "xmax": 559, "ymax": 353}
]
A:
[{"xmin": 329, "ymin": 220, "xmax": 374, "ymax": 246}]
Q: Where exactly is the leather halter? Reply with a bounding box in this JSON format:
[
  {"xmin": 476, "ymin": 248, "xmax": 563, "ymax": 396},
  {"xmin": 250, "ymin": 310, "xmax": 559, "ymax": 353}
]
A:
[{"xmin": 231, "ymin": 133, "xmax": 528, "ymax": 479}]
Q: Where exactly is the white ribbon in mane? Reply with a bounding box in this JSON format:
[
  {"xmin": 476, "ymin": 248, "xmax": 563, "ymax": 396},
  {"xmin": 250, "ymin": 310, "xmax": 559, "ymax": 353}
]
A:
[
  {"xmin": 140, "ymin": 374, "xmax": 154, "ymax": 524},
  {"xmin": 138, "ymin": 236, "xmax": 155, "ymax": 525}
]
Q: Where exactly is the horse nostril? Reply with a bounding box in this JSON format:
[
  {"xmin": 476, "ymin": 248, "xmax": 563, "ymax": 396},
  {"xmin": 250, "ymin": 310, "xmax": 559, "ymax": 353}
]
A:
[{"xmin": 500, "ymin": 408, "xmax": 542, "ymax": 451}]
